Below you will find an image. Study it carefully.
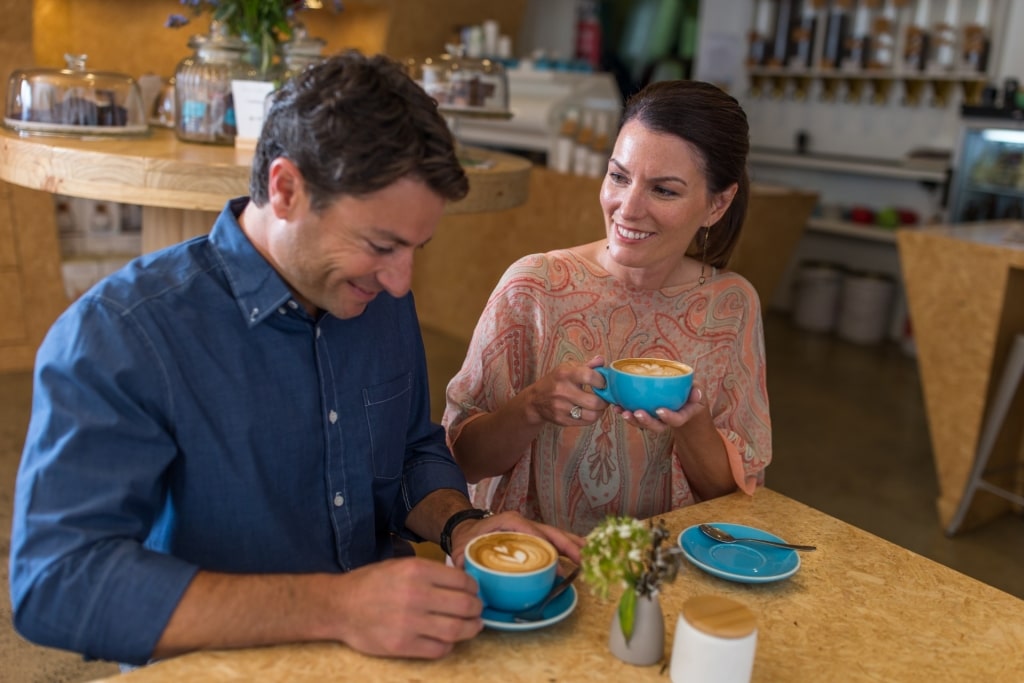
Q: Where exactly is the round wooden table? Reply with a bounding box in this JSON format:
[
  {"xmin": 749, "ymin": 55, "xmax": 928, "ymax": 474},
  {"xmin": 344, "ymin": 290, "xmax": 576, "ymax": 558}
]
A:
[{"xmin": 0, "ymin": 127, "xmax": 532, "ymax": 252}]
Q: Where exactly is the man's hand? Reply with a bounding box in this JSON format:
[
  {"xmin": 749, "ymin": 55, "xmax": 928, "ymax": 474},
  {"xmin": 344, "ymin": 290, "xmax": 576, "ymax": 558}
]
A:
[
  {"xmin": 329, "ymin": 557, "xmax": 484, "ymax": 659},
  {"xmin": 154, "ymin": 558, "xmax": 485, "ymax": 662}
]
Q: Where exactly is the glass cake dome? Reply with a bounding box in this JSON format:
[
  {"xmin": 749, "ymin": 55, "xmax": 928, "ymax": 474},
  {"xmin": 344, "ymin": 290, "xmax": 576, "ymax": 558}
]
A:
[{"xmin": 5, "ymin": 54, "xmax": 148, "ymax": 137}]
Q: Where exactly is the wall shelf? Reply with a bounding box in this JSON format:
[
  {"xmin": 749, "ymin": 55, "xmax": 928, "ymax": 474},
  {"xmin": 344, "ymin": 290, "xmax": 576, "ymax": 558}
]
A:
[
  {"xmin": 806, "ymin": 217, "xmax": 899, "ymax": 244},
  {"xmin": 746, "ymin": 67, "xmax": 987, "ymax": 107},
  {"xmin": 750, "ymin": 150, "xmax": 948, "ymax": 183}
]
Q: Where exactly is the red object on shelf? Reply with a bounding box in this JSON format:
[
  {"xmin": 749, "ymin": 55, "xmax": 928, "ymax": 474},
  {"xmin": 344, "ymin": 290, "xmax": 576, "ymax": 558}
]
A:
[
  {"xmin": 897, "ymin": 208, "xmax": 919, "ymax": 224},
  {"xmin": 848, "ymin": 206, "xmax": 875, "ymax": 224}
]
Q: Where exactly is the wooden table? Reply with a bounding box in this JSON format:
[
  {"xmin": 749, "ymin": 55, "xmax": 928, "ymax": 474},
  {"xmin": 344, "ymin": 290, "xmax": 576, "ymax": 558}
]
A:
[
  {"xmin": 0, "ymin": 127, "xmax": 532, "ymax": 253},
  {"xmin": 89, "ymin": 488, "xmax": 1024, "ymax": 683},
  {"xmin": 898, "ymin": 222, "xmax": 1024, "ymax": 531}
]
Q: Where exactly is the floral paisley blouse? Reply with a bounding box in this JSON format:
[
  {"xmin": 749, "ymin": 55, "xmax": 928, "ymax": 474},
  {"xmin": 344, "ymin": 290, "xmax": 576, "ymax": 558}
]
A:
[{"xmin": 443, "ymin": 249, "xmax": 771, "ymax": 535}]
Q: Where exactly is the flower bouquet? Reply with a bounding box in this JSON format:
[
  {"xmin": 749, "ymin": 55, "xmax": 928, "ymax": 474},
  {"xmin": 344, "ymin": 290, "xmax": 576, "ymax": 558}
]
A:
[
  {"xmin": 581, "ymin": 516, "xmax": 684, "ymax": 643},
  {"xmin": 166, "ymin": 0, "xmax": 343, "ymax": 75}
]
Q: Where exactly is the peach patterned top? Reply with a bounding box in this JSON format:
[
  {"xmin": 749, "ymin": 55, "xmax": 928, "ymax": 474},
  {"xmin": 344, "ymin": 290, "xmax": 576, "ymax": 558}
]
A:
[{"xmin": 443, "ymin": 249, "xmax": 771, "ymax": 535}]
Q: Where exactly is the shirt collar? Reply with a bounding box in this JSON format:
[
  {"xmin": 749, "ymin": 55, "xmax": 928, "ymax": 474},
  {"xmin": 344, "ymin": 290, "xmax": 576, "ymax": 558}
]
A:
[{"xmin": 208, "ymin": 197, "xmax": 295, "ymax": 328}]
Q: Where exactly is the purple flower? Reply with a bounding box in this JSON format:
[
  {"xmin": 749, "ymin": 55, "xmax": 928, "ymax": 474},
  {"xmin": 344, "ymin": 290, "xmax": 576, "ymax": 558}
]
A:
[{"xmin": 165, "ymin": 13, "xmax": 190, "ymax": 28}]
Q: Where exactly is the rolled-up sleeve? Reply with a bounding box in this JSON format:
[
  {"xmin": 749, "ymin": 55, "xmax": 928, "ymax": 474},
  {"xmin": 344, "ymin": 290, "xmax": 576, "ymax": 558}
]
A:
[{"xmin": 10, "ymin": 299, "xmax": 198, "ymax": 664}]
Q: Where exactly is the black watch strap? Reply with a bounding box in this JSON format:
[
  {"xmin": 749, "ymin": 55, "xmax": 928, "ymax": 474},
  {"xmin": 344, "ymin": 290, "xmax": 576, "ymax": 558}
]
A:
[{"xmin": 440, "ymin": 508, "xmax": 491, "ymax": 556}]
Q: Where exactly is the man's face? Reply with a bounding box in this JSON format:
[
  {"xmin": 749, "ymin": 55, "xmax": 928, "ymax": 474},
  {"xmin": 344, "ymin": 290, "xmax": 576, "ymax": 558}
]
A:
[{"xmin": 266, "ymin": 174, "xmax": 446, "ymax": 319}]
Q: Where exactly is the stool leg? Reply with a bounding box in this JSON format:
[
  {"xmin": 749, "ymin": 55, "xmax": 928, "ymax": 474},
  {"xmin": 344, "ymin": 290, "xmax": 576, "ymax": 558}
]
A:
[{"xmin": 945, "ymin": 334, "xmax": 1024, "ymax": 536}]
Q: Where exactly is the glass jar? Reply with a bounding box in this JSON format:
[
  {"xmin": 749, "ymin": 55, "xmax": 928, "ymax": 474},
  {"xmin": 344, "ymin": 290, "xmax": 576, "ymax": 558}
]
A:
[
  {"xmin": 407, "ymin": 45, "xmax": 510, "ymax": 115},
  {"xmin": 174, "ymin": 22, "xmax": 260, "ymax": 145},
  {"xmin": 280, "ymin": 23, "xmax": 326, "ymax": 82}
]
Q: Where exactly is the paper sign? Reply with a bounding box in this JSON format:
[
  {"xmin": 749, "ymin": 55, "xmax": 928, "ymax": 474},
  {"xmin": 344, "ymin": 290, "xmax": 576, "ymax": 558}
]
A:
[{"xmin": 231, "ymin": 79, "xmax": 276, "ymax": 148}]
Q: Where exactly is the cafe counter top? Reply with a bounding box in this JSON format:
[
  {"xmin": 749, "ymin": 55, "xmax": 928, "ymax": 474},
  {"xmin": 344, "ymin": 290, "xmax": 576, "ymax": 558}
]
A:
[
  {"xmin": 0, "ymin": 126, "xmax": 531, "ymax": 215},
  {"xmin": 0, "ymin": 127, "xmax": 532, "ymax": 253},
  {"xmin": 89, "ymin": 489, "xmax": 1024, "ymax": 683}
]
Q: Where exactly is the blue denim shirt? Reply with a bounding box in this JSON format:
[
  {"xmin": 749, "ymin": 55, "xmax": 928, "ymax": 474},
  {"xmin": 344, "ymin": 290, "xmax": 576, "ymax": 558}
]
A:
[{"xmin": 10, "ymin": 198, "xmax": 468, "ymax": 664}]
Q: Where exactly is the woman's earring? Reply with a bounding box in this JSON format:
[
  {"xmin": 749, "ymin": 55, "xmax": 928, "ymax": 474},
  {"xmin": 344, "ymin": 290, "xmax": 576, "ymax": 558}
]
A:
[{"xmin": 698, "ymin": 226, "xmax": 710, "ymax": 285}]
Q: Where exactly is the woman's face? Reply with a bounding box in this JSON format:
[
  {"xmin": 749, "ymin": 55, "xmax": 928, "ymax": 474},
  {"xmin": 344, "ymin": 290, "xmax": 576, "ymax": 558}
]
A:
[{"xmin": 599, "ymin": 119, "xmax": 733, "ymax": 280}]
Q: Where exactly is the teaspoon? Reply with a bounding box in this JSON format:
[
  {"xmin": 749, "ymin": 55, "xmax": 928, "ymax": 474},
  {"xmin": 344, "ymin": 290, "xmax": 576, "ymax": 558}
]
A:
[
  {"xmin": 512, "ymin": 567, "xmax": 580, "ymax": 623},
  {"xmin": 699, "ymin": 523, "xmax": 816, "ymax": 551}
]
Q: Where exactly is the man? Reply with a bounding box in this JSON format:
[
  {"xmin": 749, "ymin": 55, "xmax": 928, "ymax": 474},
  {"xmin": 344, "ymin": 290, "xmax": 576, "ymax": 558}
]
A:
[{"xmin": 10, "ymin": 51, "xmax": 580, "ymax": 666}]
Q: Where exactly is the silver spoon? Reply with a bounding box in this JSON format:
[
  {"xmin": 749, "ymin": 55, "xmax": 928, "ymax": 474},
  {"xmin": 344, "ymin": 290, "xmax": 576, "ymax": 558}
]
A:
[
  {"xmin": 699, "ymin": 523, "xmax": 817, "ymax": 551},
  {"xmin": 512, "ymin": 567, "xmax": 580, "ymax": 623}
]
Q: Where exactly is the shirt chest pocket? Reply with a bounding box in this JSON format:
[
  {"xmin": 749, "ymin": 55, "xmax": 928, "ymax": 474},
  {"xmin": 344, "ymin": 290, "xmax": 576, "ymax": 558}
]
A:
[{"xmin": 363, "ymin": 373, "xmax": 412, "ymax": 479}]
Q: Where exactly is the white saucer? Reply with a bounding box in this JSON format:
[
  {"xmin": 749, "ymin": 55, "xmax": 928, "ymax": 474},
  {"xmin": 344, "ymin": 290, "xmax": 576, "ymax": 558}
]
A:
[{"xmin": 481, "ymin": 584, "xmax": 578, "ymax": 632}]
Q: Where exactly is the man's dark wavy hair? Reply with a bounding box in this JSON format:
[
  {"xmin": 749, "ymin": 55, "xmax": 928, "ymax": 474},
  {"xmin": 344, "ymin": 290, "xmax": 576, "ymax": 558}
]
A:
[{"xmin": 250, "ymin": 50, "xmax": 468, "ymax": 211}]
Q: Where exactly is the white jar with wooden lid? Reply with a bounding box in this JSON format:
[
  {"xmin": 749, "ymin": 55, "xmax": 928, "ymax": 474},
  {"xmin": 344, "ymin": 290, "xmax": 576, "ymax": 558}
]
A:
[{"xmin": 669, "ymin": 595, "xmax": 757, "ymax": 683}]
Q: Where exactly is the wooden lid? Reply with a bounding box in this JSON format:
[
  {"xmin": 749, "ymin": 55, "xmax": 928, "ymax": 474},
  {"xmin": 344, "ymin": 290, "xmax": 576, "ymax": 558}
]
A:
[{"xmin": 681, "ymin": 595, "xmax": 757, "ymax": 639}]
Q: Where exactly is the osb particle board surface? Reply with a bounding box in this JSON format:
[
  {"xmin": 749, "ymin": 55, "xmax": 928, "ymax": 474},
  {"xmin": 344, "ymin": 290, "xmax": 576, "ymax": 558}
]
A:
[
  {"xmin": 897, "ymin": 223, "xmax": 1024, "ymax": 528},
  {"xmin": 87, "ymin": 489, "xmax": 1024, "ymax": 683}
]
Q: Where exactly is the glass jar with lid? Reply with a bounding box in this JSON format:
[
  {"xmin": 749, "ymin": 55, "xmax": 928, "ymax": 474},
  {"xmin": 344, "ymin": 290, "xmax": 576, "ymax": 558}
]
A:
[
  {"xmin": 4, "ymin": 53, "xmax": 147, "ymax": 137},
  {"xmin": 174, "ymin": 21, "xmax": 260, "ymax": 145},
  {"xmin": 280, "ymin": 23, "xmax": 326, "ymax": 82},
  {"xmin": 408, "ymin": 44, "xmax": 510, "ymax": 116}
]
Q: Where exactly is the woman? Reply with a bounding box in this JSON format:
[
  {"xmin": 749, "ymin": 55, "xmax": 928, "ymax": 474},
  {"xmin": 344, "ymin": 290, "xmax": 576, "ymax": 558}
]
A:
[{"xmin": 443, "ymin": 80, "xmax": 770, "ymax": 535}]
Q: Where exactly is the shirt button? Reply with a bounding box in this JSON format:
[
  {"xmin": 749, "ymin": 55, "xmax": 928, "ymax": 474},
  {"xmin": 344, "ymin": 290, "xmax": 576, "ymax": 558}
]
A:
[
  {"xmin": 277, "ymin": 306, "xmax": 286, "ymax": 315},
  {"xmin": 329, "ymin": 410, "xmax": 338, "ymax": 424},
  {"xmin": 287, "ymin": 300, "xmax": 299, "ymax": 309},
  {"xmin": 333, "ymin": 493, "xmax": 344, "ymax": 507},
  {"xmin": 249, "ymin": 307, "xmax": 260, "ymax": 321},
  {"xmin": 316, "ymin": 327, "xmax": 321, "ymax": 338}
]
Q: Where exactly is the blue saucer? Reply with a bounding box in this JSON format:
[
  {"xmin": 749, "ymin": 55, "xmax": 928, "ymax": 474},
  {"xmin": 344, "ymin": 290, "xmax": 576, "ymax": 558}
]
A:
[
  {"xmin": 679, "ymin": 523, "xmax": 800, "ymax": 584},
  {"xmin": 481, "ymin": 584, "xmax": 578, "ymax": 632}
]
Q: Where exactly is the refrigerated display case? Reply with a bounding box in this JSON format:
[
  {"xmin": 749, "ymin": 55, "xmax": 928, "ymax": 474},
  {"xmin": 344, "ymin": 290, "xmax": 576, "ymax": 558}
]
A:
[{"xmin": 948, "ymin": 113, "xmax": 1024, "ymax": 223}]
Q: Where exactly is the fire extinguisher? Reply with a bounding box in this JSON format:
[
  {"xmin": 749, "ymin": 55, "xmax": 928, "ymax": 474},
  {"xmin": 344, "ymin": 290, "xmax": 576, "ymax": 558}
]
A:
[{"xmin": 576, "ymin": 0, "xmax": 602, "ymax": 69}]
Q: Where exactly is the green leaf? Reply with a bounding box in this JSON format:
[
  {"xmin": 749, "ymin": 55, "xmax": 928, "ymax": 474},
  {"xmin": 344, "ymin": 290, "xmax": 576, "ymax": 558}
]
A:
[{"xmin": 618, "ymin": 589, "xmax": 637, "ymax": 644}]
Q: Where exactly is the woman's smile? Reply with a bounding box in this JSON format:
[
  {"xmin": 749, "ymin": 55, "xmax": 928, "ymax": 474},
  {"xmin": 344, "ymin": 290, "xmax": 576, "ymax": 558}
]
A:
[{"xmin": 613, "ymin": 223, "xmax": 655, "ymax": 242}]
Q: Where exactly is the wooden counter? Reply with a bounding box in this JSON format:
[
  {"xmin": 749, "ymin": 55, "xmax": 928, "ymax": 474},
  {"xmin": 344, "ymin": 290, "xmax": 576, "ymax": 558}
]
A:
[
  {"xmin": 898, "ymin": 222, "xmax": 1024, "ymax": 531},
  {"xmin": 89, "ymin": 488, "xmax": 1024, "ymax": 683},
  {"xmin": 0, "ymin": 127, "xmax": 532, "ymax": 253}
]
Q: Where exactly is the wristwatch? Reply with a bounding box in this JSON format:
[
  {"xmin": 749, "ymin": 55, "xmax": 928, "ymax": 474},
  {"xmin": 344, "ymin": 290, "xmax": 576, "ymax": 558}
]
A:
[{"xmin": 439, "ymin": 508, "xmax": 491, "ymax": 556}]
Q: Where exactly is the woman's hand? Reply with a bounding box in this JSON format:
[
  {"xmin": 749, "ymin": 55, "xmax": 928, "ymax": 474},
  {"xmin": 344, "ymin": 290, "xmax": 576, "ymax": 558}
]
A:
[
  {"xmin": 522, "ymin": 355, "xmax": 610, "ymax": 426},
  {"xmin": 616, "ymin": 383, "xmax": 709, "ymax": 434}
]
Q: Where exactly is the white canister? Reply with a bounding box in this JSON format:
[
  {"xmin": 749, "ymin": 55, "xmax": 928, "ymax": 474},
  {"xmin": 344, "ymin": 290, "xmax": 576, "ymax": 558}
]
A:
[
  {"xmin": 670, "ymin": 595, "xmax": 757, "ymax": 683},
  {"xmin": 836, "ymin": 271, "xmax": 895, "ymax": 345},
  {"xmin": 792, "ymin": 261, "xmax": 844, "ymax": 333}
]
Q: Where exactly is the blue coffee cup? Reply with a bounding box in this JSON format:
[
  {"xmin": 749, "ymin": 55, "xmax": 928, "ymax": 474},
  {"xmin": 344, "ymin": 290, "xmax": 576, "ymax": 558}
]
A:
[
  {"xmin": 464, "ymin": 531, "xmax": 558, "ymax": 612},
  {"xmin": 593, "ymin": 357, "xmax": 694, "ymax": 415}
]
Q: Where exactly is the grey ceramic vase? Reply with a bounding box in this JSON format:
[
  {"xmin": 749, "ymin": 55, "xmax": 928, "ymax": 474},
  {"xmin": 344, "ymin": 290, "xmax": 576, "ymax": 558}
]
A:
[{"xmin": 608, "ymin": 592, "xmax": 665, "ymax": 666}]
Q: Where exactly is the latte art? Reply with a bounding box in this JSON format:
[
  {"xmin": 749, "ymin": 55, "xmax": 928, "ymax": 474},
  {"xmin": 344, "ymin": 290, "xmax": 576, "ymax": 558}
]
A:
[
  {"xmin": 614, "ymin": 358, "xmax": 692, "ymax": 377},
  {"xmin": 468, "ymin": 532, "xmax": 556, "ymax": 573}
]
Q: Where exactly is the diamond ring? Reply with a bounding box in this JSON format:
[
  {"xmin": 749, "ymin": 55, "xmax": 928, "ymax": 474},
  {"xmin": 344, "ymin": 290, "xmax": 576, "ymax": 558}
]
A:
[{"xmin": 570, "ymin": 405, "xmax": 583, "ymax": 420}]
